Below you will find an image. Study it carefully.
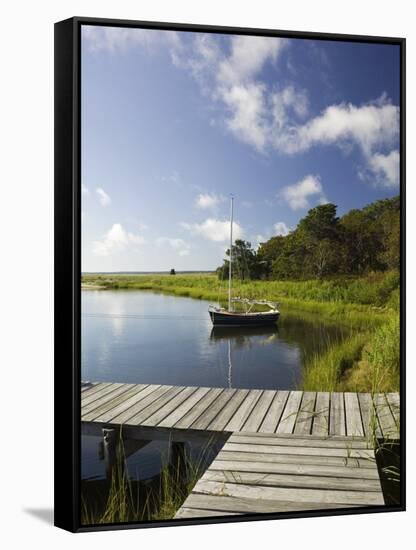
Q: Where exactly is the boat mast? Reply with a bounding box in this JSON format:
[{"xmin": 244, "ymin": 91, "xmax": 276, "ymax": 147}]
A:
[{"xmin": 228, "ymin": 195, "xmax": 234, "ymax": 312}]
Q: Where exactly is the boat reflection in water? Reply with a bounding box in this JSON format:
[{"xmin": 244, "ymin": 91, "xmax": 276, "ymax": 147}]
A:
[
  {"xmin": 210, "ymin": 325, "xmax": 279, "ymax": 347},
  {"xmin": 210, "ymin": 325, "xmax": 280, "ymax": 388}
]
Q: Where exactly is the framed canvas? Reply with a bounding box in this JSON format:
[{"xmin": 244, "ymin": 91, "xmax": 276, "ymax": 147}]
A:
[{"xmin": 54, "ymin": 16, "xmax": 405, "ymax": 533}]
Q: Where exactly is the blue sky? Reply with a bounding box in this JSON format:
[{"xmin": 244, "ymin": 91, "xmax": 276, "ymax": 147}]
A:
[{"xmin": 81, "ymin": 26, "xmax": 400, "ymax": 272}]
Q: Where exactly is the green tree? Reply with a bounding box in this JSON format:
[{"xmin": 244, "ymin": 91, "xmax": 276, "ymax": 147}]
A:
[
  {"xmin": 216, "ymin": 195, "xmax": 400, "ymax": 281},
  {"xmin": 217, "ymin": 240, "xmax": 263, "ymax": 280},
  {"xmin": 297, "ymin": 203, "xmax": 339, "ymax": 240}
]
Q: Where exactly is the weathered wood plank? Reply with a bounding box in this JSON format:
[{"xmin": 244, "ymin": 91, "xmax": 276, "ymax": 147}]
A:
[
  {"xmin": 259, "ymin": 391, "xmax": 289, "ymax": 433},
  {"xmin": 141, "ymin": 386, "xmax": 197, "ymax": 427},
  {"xmin": 81, "ymin": 384, "xmax": 135, "ymax": 417},
  {"xmin": 242, "ymin": 390, "xmax": 276, "ymax": 433},
  {"xmin": 202, "ymin": 469, "xmax": 383, "ymax": 492},
  {"xmin": 330, "ymin": 392, "xmax": 346, "ymax": 436},
  {"xmin": 223, "ymin": 390, "xmax": 262, "ymax": 432},
  {"xmin": 175, "ymin": 507, "xmax": 240, "ymax": 518},
  {"xmin": 81, "ymin": 382, "xmax": 125, "ymax": 408},
  {"xmin": 215, "ymin": 451, "xmax": 375, "ymax": 470},
  {"xmin": 191, "ymin": 389, "xmax": 238, "ymax": 430},
  {"xmin": 83, "ymin": 384, "xmax": 150, "ymax": 422},
  {"xmin": 81, "ymin": 381, "xmax": 103, "ymax": 394},
  {"xmin": 226, "ymin": 434, "xmax": 370, "ymax": 449},
  {"xmin": 312, "ymin": 392, "xmax": 330, "ymax": 436},
  {"xmin": 126, "ymin": 386, "xmax": 185, "ymax": 426},
  {"xmin": 158, "ymin": 387, "xmax": 211, "ymax": 428},
  {"xmin": 345, "ymin": 393, "xmax": 364, "ymax": 437},
  {"xmin": 92, "ymin": 385, "xmax": 156, "ymax": 424},
  {"xmin": 276, "ymin": 391, "xmax": 303, "ymax": 434},
  {"xmin": 386, "ymin": 392, "xmax": 400, "ymax": 430},
  {"xmin": 358, "ymin": 393, "xmax": 377, "ymax": 439},
  {"xmin": 294, "ymin": 392, "xmax": 316, "ymax": 435},
  {"xmin": 110, "ymin": 385, "xmax": 169, "ymax": 424},
  {"xmin": 229, "ymin": 431, "xmax": 367, "ymax": 442},
  {"xmin": 207, "ymin": 390, "xmax": 249, "ymax": 431},
  {"xmin": 210, "ymin": 457, "xmax": 379, "ymax": 478},
  {"xmin": 221, "ymin": 442, "xmax": 374, "ymax": 459},
  {"xmin": 374, "ymin": 393, "xmax": 398, "ymax": 439},
  {"xmin": 81, "ymin": 382, "xmax": 109, "ymax": 402},
  {"xmin": 178, "ymin": 493, "xmax": 356, "ymax": 515},
  {"xmin": 174, "ymin": 388, "xmax": 224, "ymax": 430},
  {"xmin": 193, "ymin": 480, "xmax": 384, "ymax": 506}
]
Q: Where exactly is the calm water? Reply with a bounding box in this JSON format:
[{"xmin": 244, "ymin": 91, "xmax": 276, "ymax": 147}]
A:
[
  {"xmin": 82, "ymin": 289, "xmax": 346, "ymax": 391},
  {"xmin": 81, "ymin": 289, "xmax": 347, "ymax": 495}
]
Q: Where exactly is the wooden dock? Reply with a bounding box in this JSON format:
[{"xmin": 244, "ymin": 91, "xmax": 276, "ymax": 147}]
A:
[
  {"xmin": 175, "ymin": 432, "xmax": 385, "ymax": 518},
  {"xmin": 81, "ymin": 382, "xmax": 400, "ymax": 440},
  {"xmin": 81, "ymin": 381, "xmax": 400, "ymax": 518}
]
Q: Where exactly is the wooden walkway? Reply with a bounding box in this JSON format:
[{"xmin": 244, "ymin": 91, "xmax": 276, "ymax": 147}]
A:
[
  {"xmin": 81, "ymin": 381, "xmax": 399, "ymax": 518},
  {"xmin": 175, "ymin": 432, "xmax": 385, "ymax": 518},
  {"xmin": 81, "ymin": 382, "xmax": 400, "ymax": 440}
]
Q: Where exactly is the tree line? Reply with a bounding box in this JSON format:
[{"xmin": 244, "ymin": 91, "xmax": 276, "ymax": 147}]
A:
[{"xmin": 216, "ymin": 196, "xmax": 400, "ymax": 280}]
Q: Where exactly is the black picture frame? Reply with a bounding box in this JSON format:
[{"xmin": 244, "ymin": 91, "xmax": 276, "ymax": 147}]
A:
[{"xmin": 54, "ymin": 16, "xmax": 406, "ymax": 533}]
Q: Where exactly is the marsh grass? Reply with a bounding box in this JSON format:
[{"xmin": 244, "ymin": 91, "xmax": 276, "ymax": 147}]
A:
[
  {"xmin": 301, "ymin": 331, "xmax": 369, "ymax": 391},
  {"xmin": 81, "ymin": 434, "xmax": 221, "ymax": 525},
  {"xmin": 82, "ymin": 271, "xmax": 399, "ymax": 309}
]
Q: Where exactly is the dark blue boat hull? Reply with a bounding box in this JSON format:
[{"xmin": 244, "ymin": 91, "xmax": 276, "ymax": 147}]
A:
[{"xmin": 209, "ymin": 309, "xmax": 279, "ymax": 327}]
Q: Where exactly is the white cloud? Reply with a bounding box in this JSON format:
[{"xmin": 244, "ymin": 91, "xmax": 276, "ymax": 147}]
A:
[
  {"xmin": 85, "ymin": 29, "xmax": 400, "ymax": 188},
  {"xmin": 368, "ymin": 150, "xmax": 400, "ymax": 187},
  {"xmin": 81, "ymin": 184, "xmax": 90, "ymax": 196},
  {"xmin": 156, "ymin": 237, "xmax": 191, "ymax": 256},
  {"xmin": 281, "ymin": 175, "xmax": 327, "ymax": 211},
  {"xmin": 195, "ymin": 193, "xmax": 224, "ymax": 209},
  {"xmin": 217, "ymin": 37, "xmax": 288, "ymax": 152},
  {"xmin": 173, "ymin": 34, "xmax": 399, "ymax": 186},
  {"xmin": 272, "ymin": 97, "xmax": 400, "ymax": 187},
  {"xmin": 218, "ymin": 35, "xmax": 287, "ymax": 86},
  {"xmin": 82, "ymin": 25, "xmax": 180, "ymax": 53},
  {"xmin": 273, "ymin": 222, "xmax": 290, "ymax": 236},
  {"xmin": 181, "ymin": 218, "xmax": 243, "ymax": 242},
  {"xmin": 93, "ymin": 224, "xmax": 145, "ymax": 256},
  {"xmin": 280, "ymin": 98, "xmax": 399, "ymax": 156},
  {"xmin": 271, "ymin": 86, "xmax": 309, "ymax": 131},
  {"xmin": 173, "ymin": 34, "xmax": 288, "ymax": 153},
  {"xmin": 96, "ymin": 187, "xmax": 111, "ymax": 207},
  {"xmin": 221, "ymin": 82, "xmax": 269, "ymax": 151}
]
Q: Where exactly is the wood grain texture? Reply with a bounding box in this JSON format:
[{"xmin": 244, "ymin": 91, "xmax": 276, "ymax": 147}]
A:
[
  {"xmin": 175, "ymin": 431, "xmax": 384, "ymax": 518},
  {"xmin": 80, "ymin": 382, "xmax": 398, "ymax": 518}
]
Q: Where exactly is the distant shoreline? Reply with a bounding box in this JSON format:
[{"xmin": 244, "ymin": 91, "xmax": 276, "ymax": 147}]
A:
[
  {"xmin": 81, "ymin": 283, "xmax": 105, "ymax": 290},
  {"xmin": 82, "ymin": 270, "xmax": 214, "ymax": 275}
]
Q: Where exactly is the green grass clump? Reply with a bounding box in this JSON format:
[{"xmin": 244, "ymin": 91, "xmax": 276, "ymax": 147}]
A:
[
  {"xmin": 341, "ymin": 314, "xmax": 400, "ymax": 393},
  {"xmin": 302, "ymin": 331, "xmax": 369, "ymax": 391}
]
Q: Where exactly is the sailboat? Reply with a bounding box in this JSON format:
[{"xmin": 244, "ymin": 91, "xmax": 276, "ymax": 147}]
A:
[{"xmin": 208, "ymin": 197, "xmax": 280, "ymax": 327}]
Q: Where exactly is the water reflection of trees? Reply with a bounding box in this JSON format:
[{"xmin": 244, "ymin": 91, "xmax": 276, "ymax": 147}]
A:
[
  {"xmin": 278, "ymin": 313, "xmax": 351, "ymax": 358},
  {"xmin": 210, "ymin": 315, "xmax": 349, "ymax": 356}
]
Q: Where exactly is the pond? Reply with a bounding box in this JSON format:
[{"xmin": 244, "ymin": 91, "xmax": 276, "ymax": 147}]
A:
[
  {"xmin": 81, "ymin": 289, "xmax": 348, "ymax": 391},
  {"xmin": 81, "ymin": 289, "xmax": 349, "ymax": 521}
]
